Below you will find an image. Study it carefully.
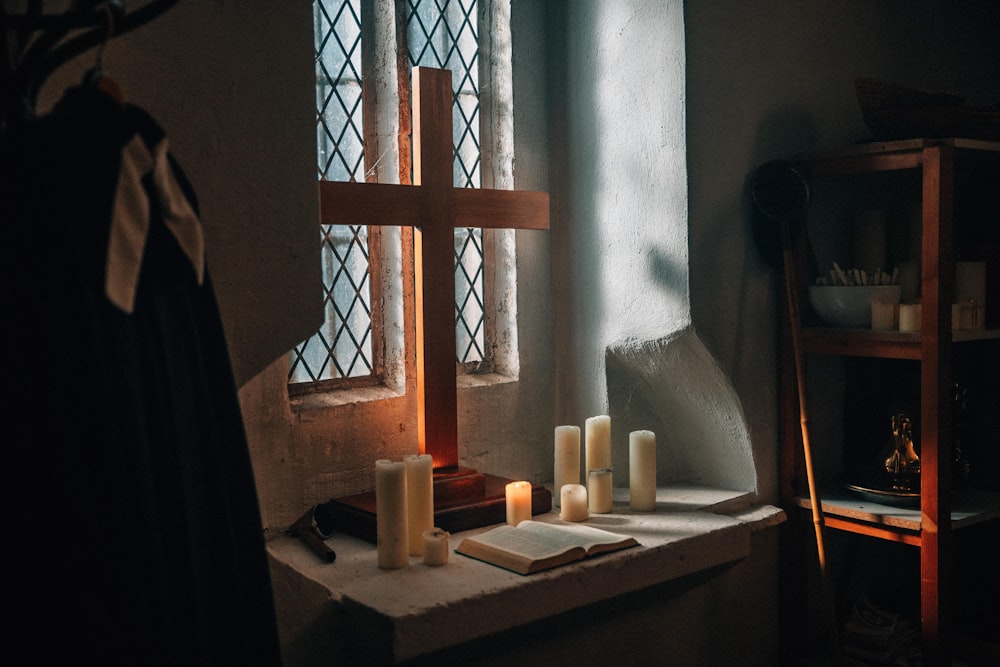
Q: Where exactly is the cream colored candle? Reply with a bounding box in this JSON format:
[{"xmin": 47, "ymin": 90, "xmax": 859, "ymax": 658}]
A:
[
  {"xmin": 585, "ymin": 415, "xmax": 612, "ymax": 472},
  {"xmin": 588, "ymin": 469, "xmax": 613, "ymax": 514},
  {"xmin": 629, "ymin": 430, "xmax": 657, "ymax": 512},
  {"xmin": 898, "ymin": 303, "xmax": 922, "ymax": 332},
  {"xmin": 553, "ymin": 425, "xmax": 581, "ymax": 506},
  {"xmin": 505, "ymin": 481, "xmax": 532, "ymax": 526},
  {"xmin": 585, "ymin": 415, "xmax": 611, "ymax": 507},
  {"xmin": 871, "ymin": 301, "xmax": 897, "ymax": 331},
  {"xmin": 375, "ymin": 459, "xmax": 409, "ymax": 569},
  {"xmin": 404, "ymin": 453, "xmax": 434, "ymax": 556},
  {"xmin": 422, "ymin": 528, "xmax": 450, "ymax": 566},
  {"xmin": 560, "ymin": 483, "xmax": 589, "ymax": 522}
]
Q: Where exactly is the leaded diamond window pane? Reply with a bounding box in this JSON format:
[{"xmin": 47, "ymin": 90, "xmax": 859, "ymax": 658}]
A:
[
  {"xmin": 290, "ymin": 0, "xmax": 373, "ymax": 385},
  {"xmin": 407, "ymin": 0, "xmax": 485, "ymax": 364}
]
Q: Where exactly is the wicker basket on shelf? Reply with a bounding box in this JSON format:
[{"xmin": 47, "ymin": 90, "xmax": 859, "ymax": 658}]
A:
[{"xmin": 855, "ymin": 77, "xmax": 1000, "ymax": 141}]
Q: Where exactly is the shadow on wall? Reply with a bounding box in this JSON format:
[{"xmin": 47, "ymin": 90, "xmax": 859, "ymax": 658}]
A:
[
  {"xmin": 748, "ymin": 106, "xmax": 822, "ymax": 270},
  {"xmin": 606, "ymin": 329, "xmax": 757, "ymax": 494}
]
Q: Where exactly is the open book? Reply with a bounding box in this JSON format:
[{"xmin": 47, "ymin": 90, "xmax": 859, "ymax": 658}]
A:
[{"xmin": 454, "ymin": 520, "xmax": 639, "ymax": 575}]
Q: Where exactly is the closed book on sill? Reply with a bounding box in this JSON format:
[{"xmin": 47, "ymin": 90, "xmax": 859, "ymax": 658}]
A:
[{"xmin": 454, "ymin": 520, "xmax": 639, "ymax": 575}]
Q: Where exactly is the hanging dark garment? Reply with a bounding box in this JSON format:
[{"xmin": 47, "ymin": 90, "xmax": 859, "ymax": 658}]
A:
[{"xmin": 2, "ymin": 86, "xmax": 282, "ymax": 666}]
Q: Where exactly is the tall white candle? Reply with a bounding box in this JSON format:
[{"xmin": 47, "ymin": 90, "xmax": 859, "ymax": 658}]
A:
[
  {"xmin": 560, "ymin": 483, "xmax": 589, "ymax": 522},
  {"xmin": 375, "ymin": 459, "xmax": 409, "ymax": 569},
  {"xmin": 898, "ymin": 303, "xmax": 922, "ymax": 333},
  {"xmin": 553, "ymin": 425, "xmax": 581, "ymax": 506},
  {"xmin": 585, "ymin": 415, "xmax": 612, "ymax": 472},
  {"xmin": 422, "ymin": 528, "xmax": 450, "ymax": 566},
  {"xmin": 586, "ymin": 416, "xmax": 612, "ymax": 508},
  {"xmin": 629, "ymin": 430, "xmax": 657, "ymax": 511},
  {"xmin": 505, "ymin": 481, "xmax": 532, "ymax": 526},
  {"xmin": 588, "ymin": 469, "xmax": 613, "ymax": 514},
  {"xmin": 404, "ymin": 453, "xmax": 434, "ymax": 556}
]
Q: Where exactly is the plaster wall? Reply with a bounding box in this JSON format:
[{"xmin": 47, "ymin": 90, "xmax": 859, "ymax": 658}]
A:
[{"xmin": 546, "ymin": 1, "xmax": 757, "ymax": 495}]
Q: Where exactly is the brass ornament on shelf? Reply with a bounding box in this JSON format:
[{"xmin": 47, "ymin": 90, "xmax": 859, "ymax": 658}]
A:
[{"xmin": 882, "ymin": 413, "xmax": 920, "ymax": 493}]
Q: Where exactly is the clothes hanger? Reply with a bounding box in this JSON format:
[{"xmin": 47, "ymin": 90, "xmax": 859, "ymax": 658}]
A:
[
  {"xmin": 83, "ymin": 1, "xmax": 126, "ymax": 105},
  {"xmin": 1, "ymin": 0, "xmax": 180, "ymax": 122}
]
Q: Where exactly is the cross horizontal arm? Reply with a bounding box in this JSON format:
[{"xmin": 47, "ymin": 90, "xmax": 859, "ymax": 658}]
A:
[
  {"xmin": 320, "ymin": 181, "xmax": 549, "ymax": 232},
  {"xmin": 319, "ymin": 181, "xmax": 423, "ymax": 228},
  {"xmin": 454, "ymin": 189, "xmax": 549, "ymax": 230}
]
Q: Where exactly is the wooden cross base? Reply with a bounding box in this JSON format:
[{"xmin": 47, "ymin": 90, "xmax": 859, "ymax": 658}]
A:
[{"xmin": 321, "ymin": 468, "xmax": 552, "ymax": 544}]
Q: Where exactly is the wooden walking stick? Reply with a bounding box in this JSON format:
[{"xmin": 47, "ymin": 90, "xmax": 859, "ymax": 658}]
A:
[{"xmin": 752, "ymin": 161, "xmax": 841, "ymax": 664}]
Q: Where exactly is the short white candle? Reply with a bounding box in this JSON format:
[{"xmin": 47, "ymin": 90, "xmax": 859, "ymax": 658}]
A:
[
  {"xmin": 629, "ymin": 430, "xmax": 657, "ymax": 512},
  {"xmin": 870, "ymin": 301, "xmax": 897, "ymax": 331},
  {"xmin": 505, "ymin": 481, "xmax": 533, "ymax": 526},
  {"xmin": 422, "ymin": 528, "xmax": 450, "ymax": 566},
  {"xmin": 375, "ymin": 459, "xmax": 409, "ymax": 569},
  {"xmin": 553, "ymin": 425, "xmax": 581, "ymax": 507},
  {"xmin": 588, "ymin": 469, "xmax": 613, "ymax": 514},
  {"xmin": 404, "ymin": 453, "xmax": 434, "ymax": 556},
  {"xmin": 560, "ymin": 484, "xmax": 589, "ymax": 522},
  {"xmin": 898, "ymin": 303, "xmax": 922, "ymax": 332}
]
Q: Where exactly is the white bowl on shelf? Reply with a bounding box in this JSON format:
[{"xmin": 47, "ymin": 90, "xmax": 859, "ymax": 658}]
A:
[{"xmin": 807, "ymin": 284, "xmax": 902, "ymax": 328}]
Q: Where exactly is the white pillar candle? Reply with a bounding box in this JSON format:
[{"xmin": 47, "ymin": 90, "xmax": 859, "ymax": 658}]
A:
[
  {"xmin": 553, "ymin": 425, "xmax": 581, "ymax": 506},
  {"xmin": 375, "ymin": 459, "xmax": 409, "ymax": 569},
  {"xmin": 870, "ymin": 301, "xmax": 897, "ymax": 331},
  {"xmin": 505, "ymin": 481, "xmax": 532, "ymax": 526},
  {"xmin": 585, "ymin": 415, "xmax": 612, "ymax": 471},
  {"xmin": 560, "ymin": 483, "xmax": 589, "ymax": 522},
  {"xmin": 588, "ymin": 469, "xmax": 613, "ymax": 514},
  {"xmin": 404, "ymin": 453, "xmax": 434, "ymax": 556},
  {"xmin": 629, "ymin": 430, "xmax": 657, "ymax": 512},
  {"xmin": 422, "ymin": 528, "xmax": 450, "ymax": 566},
  {"xmin": 898, "ymin": 303, "xmax": 922, "ymax": 332},
  {"xmin": 585, "ymin": 415, "xmax": 611, "ymax": 507}
]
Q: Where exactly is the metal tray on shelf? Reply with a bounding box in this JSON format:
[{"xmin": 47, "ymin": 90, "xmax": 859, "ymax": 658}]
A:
[{"xmin": 845, "ymin": 482, "xmax": 920, "ymax": 508}]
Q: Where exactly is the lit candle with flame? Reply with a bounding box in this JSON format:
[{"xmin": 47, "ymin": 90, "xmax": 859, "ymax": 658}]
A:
[{"xmin": 505, "ymin": 481, "xmax": 532, "ymax": 526}]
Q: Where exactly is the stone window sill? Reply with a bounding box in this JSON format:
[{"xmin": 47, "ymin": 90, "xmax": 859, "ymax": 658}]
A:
[{"xmin": 267, "ymin": 484, "xmax": 785, "ymax": 664}]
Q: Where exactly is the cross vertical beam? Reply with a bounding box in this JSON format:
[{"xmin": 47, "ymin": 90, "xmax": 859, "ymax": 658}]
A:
[{"xmin": 412, "ymin": 66, "xmax": 459, "ymax": 468}]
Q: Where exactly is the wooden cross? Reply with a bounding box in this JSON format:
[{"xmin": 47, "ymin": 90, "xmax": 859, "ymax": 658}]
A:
[{"xmin": 318, "ymin": 67, "xmax": 549, "ymax": 473}]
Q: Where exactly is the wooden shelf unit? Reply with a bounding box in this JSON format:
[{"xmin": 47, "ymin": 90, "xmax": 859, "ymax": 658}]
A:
[{"xmin": 777, "ymin": 138, "xmax": 1000, "ymax": 665}]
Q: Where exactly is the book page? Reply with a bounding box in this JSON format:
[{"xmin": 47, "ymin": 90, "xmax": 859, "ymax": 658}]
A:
[
  {"xmin": 466, "ymin": 521, "xmax": 633, "ymax": 561},
  {"xmin": 464, "ymin": 524, "xmax": 583, "ymax": 561},
  {"xmin": 516, "ymin": 521, "xmax": 633, "ymax": 551}
]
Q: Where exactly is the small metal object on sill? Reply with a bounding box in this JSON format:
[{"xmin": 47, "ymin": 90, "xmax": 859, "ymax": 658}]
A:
[{"xmin": 288, "ymin": 504, "xmax": 338, "ymax": 563}]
